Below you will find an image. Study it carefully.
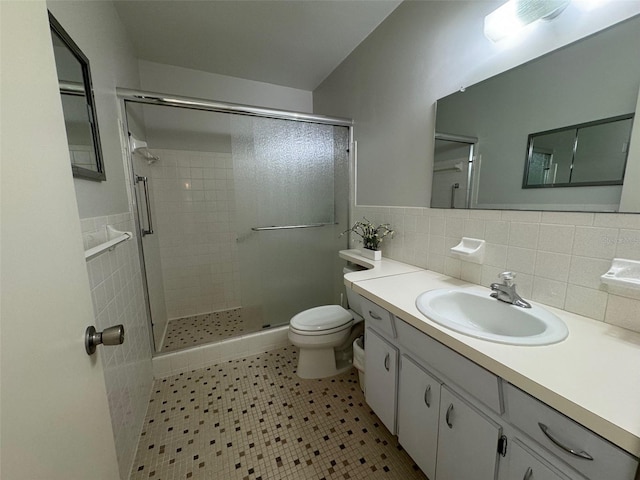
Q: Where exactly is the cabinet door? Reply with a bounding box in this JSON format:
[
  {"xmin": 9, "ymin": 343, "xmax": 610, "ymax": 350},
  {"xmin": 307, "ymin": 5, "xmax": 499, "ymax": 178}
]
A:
[
  {"xmin": 507, "ymin": 441, "xmax": 569, "ymax": 480},
  {"xmin": 436, "ymin": 386, "xmax": 502, "ymax": 480},
  {"xmin": 398, "ymin": 355, "xmax": 441, "ymax": 480},
  {"xmin": 364, "ymin": 327, "xmax": 398, "ymax": 434}
]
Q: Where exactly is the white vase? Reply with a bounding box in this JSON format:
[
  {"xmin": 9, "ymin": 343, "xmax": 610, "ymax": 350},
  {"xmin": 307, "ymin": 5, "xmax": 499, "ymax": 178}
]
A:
[{"xmin": 360, "ymin": 248, "xmax": 381, "ymax": 260}]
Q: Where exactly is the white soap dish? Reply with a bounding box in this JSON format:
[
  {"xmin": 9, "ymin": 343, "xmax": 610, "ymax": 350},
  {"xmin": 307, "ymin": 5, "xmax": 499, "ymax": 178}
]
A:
[
  {"xmin": 601, "ymin": 258, "xmax": 640, "ymax": 289},
  {"xmin": 450, "ymin": 237, "xmax": 485, "ymax": 264}
]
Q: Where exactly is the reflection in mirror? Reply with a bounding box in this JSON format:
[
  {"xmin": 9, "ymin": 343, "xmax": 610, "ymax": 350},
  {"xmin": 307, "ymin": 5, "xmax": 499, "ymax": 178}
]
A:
[
  {"xmin": 433, "ymin": 15, "xmax": 640, "ymax": 212},
  {"xmin": 49, "ymin": 12, "xmax": 105, "ymax": 181},
  {"xmin": 523, "ymin": 114, "xmax": 634, "ymax": 188},
  {"xmin": 432, "ymin": 133, "xmax": 476, "ymax": 209}
]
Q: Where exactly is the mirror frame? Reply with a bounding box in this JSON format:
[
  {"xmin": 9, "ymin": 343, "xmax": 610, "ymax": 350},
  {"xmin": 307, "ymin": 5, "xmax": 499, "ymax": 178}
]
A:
[{"xmin": 49, "ymin": 11, "xmax": 106, "ymax": 181}]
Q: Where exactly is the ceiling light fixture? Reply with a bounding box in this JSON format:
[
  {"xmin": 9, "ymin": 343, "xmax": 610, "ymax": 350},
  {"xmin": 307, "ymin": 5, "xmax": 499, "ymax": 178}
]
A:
[{"xmin": 484, "ymin": 0, "xmax": 571, "ymax": 42}]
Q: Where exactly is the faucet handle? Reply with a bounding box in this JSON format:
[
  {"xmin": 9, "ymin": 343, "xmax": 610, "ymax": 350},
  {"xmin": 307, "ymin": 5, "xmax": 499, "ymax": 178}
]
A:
[{"xmin": 498, "ymin": 271, "xmax": 515, "ymax": 286}]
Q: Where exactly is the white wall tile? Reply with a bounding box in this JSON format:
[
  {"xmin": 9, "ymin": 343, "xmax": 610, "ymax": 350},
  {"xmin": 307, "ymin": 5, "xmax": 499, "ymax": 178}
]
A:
[
  {"xmin": 485, "ymin": 221, "xmax": 510, "ymax": 245},
  {"xmin": 568, "ymin": 256, "xmax": 610, "ymax": 289},
  {"xmin": 358, "ymin": 208, "xmax": 640, "ymax": 332},
  {"xmin": 537, "ymin": 224, "xmax": 575, "ymax": 254},
  {"xmin": 501, "ymin": 210, "xmax": 541, "ymax": 223},
  {"xmin": 594, "ymin": 213, "xmax": 640, "ymax": 230},
  {"xmin": 534, "ymin": 252, "xmax": 571, "ymax": 282},
  {"xmin": 615, "ymin": 229, "xmax": 640, "ymax": 259},
  {"xmin": 508, "ymin": 222, "xmax": 540, "ymax": 249},
  {"xmin": 532, "ymin": 277, "xmax": 567, "ymax": 309},
  {"xmin": 481, "ymin": 265, "xmax": 504, "ymax": 288},
  {"xmin": 463, "ymin": 218, "xmax": 486, "ymax": 239},
  {"xmin": 460, "ymin": 261, "xmax": 482, "ymax": 285},
  {"xmin": 572, "ymin": 226, "xmax": 618, "ymax": 259},
  {"xmin": 430, "ymin": 216, "xmax": 445, "ymax": 235},
  {"xmin": 541, "ymin": 211, "xmax": 594, "ymax": 226},
  {"xmin": 484, "ymin": 243, "xmax": 508, "ymax": 268},
  {"xmin": 152, "ymin": 148, "xmax": 241, "ymax": 319},
  {"xmin": 82, "ymin": 215, "xmax": 153, "ymax": 480},
  {"xmin": 445, "ymin": 217, "xmax": 464, "ymax": 238},
  {"xmin": 565, "ymin": 285, "xmax": 608, "ymax": 321},
  {"xmin": 506, "ymin": 247, "xmax": 536, "ymax": 275},
  {"xmin": 444, "ymin": 256, "xmax": 461, "ymax": 278},
  {"xmin": 605, "ymin": 295, "xmax": 640, "ymax": 331}
]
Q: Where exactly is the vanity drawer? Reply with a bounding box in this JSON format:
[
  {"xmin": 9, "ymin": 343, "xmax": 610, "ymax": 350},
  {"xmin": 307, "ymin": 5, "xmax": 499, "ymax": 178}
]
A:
[
  {"xmin": 395, "ymin": 319, "xmax": 501, "ymax": 413},
  {"xmin": 504, "ymin": 383, "xmax": 638, "ymax": 480},
  {"xmin": 361, "ymin": 297, "xmax": 396, "ymax": 338}
]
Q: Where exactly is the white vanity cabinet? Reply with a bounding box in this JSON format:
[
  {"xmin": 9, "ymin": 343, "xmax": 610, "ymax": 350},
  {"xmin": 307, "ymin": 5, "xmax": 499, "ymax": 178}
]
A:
[
  {"xmin": 504, "ymin": 383, "xmax": 639, "ymax": 480},
  {"xmin": 358, "ymin": 296, "xmax": 639, "ymax": 480},
  {"xmin": 364, "ymin": 327, "xmax": 398, "ymax": 434},
  {"xmin": 507, "ymin": 440, "xmax": 572, "ymax": 480},
  {"xmin": 436, "ymin": 386, "xmax": 502, "ymax": 480},
  {"xmin": 397, "ymin": 354, "xmax": 441, "ymax": 480}
]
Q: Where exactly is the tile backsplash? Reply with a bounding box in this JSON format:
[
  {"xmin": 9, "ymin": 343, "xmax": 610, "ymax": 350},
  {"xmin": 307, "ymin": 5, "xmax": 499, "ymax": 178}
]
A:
[
  {"xmin": 352, "ymin": 206, "xmax": 640, "ymax": 333},
  {"xmin": 81, "ymin": 212, "xmax": 153, "ymax": 480}
]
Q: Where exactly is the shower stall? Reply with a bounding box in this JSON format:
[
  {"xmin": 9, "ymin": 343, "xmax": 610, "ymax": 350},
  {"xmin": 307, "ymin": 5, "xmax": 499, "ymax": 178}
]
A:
[{"xmin": 120, "ymin": 90, "xmax": 352, "ymax": 354}]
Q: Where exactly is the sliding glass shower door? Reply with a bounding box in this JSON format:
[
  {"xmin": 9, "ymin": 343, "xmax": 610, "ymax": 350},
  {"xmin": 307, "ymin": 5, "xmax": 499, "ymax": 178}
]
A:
[
  {"xmin": 231, "ymin": 116, "xmax": 350, "ymax": 330},
  {"xmin": 124, "ymin": 96, "xmax": 350, "ymax": 353}
]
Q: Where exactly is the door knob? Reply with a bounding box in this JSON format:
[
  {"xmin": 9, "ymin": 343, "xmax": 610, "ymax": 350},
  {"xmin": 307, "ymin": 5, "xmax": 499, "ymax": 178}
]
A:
[{"xmin": 85, "ymin": 325, "xmax": 125, "ymax": 355}]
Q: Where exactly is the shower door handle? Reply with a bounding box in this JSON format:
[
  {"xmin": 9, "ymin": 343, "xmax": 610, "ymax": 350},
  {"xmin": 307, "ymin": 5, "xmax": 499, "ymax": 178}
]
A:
[
  {"xmin": 136, "ymin": 175, "xmax": 154, "ymax": 236},
  {"xmin": 451, "ymin": 183, "xmax": 460, "ymax": 209}
]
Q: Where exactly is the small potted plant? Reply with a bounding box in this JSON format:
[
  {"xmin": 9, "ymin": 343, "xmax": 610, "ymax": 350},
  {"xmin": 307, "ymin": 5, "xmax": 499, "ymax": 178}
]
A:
[{"xmin": 341, "ymin": 217, "xmax": 394, "ymax": 260}]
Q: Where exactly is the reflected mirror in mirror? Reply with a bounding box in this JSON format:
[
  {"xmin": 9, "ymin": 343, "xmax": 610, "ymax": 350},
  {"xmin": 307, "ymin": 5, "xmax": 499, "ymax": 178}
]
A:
[
  {"xmin": 49, "ymin": 12, "xmax": 105, "ymax": 181},
  {"xmin": 523, "ymin": 114, "xmax": 634, "ymax": 188},
  {"xmin": 433, "ymin": 15, "xmax": 640, "ymax": 212}
]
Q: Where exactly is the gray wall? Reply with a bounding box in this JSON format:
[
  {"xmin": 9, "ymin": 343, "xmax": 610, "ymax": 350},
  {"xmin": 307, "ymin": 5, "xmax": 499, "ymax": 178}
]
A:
[{"xmin": 313, "ymin": 1, "xmax": 640, "ymax": 208}]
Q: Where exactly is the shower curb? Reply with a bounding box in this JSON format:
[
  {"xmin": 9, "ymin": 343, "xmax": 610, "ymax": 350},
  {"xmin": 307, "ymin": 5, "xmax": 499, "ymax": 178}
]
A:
[{"xmin": 152, "ymin": 325, "xmax": 291, "ymax": 378}]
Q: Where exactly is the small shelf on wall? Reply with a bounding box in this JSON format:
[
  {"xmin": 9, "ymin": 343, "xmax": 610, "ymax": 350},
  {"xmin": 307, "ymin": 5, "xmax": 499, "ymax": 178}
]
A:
[
  {"xmin": 450, "ymin": 237, "xmax": 485, "ymax": 264},
  {"xmin": 601, "ymin": 258, "xmax": 640, "ymax": 289},
  {"xmin": 84, "ymin": 225, "xmax": 132, "ymax": 261}
]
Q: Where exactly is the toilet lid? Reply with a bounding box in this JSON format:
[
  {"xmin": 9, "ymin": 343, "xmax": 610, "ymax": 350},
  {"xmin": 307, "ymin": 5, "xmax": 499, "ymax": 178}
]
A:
[{"xmin": 290, "ymin": 305, "xmax": 353, "ymax": 332}]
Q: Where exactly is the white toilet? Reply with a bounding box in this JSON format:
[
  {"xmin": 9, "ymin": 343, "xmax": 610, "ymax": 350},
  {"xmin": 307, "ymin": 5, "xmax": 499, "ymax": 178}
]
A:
[{"xmin": 288, "ymin": 267, "xmax": 365, "ymax": 379}]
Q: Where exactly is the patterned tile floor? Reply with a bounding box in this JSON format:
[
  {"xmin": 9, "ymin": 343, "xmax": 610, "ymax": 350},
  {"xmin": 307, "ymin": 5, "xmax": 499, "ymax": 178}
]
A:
[
  {"xmin": 130, "ymin": 347, "xmax": 426, "ymax": 480},
  {"xmin": 162, "ymin": 308, "xmax": 262, "ymax": 352}
]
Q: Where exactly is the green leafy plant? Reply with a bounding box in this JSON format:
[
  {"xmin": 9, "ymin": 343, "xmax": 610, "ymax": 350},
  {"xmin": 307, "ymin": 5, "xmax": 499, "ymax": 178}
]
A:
[{"xmin": 341, "ymin": 217, "xmax": 395, "ymax": 251}]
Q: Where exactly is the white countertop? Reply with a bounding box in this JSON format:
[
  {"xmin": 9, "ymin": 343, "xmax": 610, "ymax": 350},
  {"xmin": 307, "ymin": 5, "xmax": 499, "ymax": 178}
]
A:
[{"xmin": 340, "ymin": 250, "xmax": 640, "ymax": 457}]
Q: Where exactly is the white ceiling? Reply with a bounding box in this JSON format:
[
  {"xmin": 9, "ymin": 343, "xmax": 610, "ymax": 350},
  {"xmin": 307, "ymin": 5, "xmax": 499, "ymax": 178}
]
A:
[{"xmin": 113, "ymin": 0, "xmax": 403, "ymax": 91}]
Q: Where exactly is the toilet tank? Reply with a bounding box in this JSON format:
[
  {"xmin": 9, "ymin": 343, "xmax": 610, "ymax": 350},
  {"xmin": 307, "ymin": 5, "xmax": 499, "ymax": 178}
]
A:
[{"xmin": 343, "ymin": 264, "xmax": 366, "ymax": 316}]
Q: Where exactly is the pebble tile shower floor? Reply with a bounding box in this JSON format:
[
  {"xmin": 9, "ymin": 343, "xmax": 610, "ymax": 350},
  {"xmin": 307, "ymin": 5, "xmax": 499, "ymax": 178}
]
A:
[{"xmin": 130, "ymin": 347, "xmax": 426, "ymax": 480}]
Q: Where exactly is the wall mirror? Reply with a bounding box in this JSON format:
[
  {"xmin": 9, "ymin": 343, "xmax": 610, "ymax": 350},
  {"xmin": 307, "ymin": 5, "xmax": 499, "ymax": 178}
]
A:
[
  {"xmin": 49, "ymin": 12, "xmax": 106, "ymax": 181},
  {"xmin": 433, "ymin": 15, "xmax": 640, "ymax": 212}
]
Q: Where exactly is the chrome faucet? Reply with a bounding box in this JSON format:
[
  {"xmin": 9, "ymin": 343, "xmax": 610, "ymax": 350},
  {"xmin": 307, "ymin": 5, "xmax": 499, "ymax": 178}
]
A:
[{"xmin": 490, "ymin": 272, "xmax": 531, "ymax": 308}]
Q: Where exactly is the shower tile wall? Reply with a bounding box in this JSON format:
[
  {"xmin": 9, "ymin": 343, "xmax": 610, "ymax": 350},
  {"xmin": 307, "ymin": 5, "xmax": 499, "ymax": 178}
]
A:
[
  {"xmin": 81, "ymin": 212, "xmax": 153, "ymax": 480},
  {"xmin": 150, "ymin": 149, "xmax": 241, "ymax": 319},
  {"xmin": 351, "ymin": 206, "xmax": 640, "ymax": 333}
]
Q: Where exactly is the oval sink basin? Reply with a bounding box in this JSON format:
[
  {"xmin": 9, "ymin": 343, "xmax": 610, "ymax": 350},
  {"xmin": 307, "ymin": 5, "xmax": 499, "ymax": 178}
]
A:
[{"xmin": 415, "ymin": 288, "xmax": 568, "ymax": 346}]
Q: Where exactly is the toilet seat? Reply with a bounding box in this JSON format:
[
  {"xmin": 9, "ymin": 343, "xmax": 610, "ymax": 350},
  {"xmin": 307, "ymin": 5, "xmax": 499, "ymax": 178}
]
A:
[{"xmin": 290, "ymin": 305, "xmax": 353, "ymax": 334}]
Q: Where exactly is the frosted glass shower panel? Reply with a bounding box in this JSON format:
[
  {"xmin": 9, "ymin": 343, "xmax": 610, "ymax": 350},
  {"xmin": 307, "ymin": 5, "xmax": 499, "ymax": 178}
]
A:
[
  {"xmin": 232, "ymin": 117, "xmax": 349, "ymax": 330},
  {"xmin": 232, "ymin": 116, "xmax": 336, "ymax": 227}
]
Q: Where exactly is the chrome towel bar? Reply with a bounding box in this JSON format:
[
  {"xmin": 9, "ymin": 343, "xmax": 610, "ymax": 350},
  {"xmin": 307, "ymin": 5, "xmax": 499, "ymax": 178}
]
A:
[{"xmin": 251, "ymin": 223, "xmax": 335, "ymax": 231}]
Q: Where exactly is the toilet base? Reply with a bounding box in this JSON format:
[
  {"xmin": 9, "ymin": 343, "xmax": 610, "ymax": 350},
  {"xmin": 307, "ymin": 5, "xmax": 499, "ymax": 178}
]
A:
[{"xmin": 295, "ymin": 347, "xmax": 353, "ymax": 379}]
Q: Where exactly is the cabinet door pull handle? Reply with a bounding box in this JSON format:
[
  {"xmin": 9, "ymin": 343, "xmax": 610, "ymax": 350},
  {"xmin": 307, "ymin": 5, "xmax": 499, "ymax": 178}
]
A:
[
  {"xmin": 424, "ymin": 385, "xmax": 431, "ymax": 408},
  {"xmin": 523, "ymin": 467, "xmax": 533, "ymax": 480},
  {"xmin": 369, "ymin": 310, "xmax": 382, "ymax": 320},
  {"xmin": 538, "ymin": 423, "xmax": 594, "ymax": 460},
  {"xmin": 384, "ymin": 353, "xmax": 390, "ymax": 371},
  {"xmin": 445, "ymin": 403, "xmax": 454, "ymax": 428}
]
